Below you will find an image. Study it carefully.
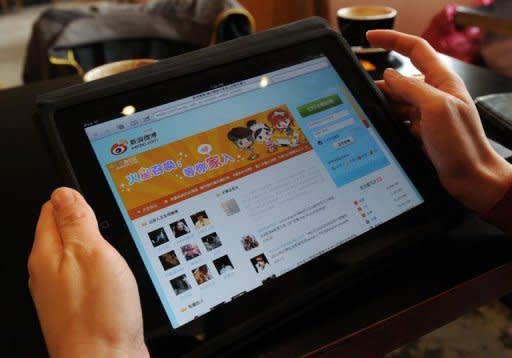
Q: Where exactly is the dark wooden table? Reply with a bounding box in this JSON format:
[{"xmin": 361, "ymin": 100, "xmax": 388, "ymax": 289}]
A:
[{"xmin": 2, "ymin": 55, "xmax": 511, "ymax": 357}]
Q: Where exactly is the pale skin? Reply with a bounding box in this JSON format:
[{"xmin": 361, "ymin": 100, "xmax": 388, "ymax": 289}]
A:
[
  {"xmin": 367, "ymin": 30, "xmax": 512, "ymax": 213},
  {"xmin": 28, "ymin": 188, "xmax": 149, "ymax": 357},
  {"xmin": 29, "ymin": 31, "xmax": 512, "ymax": 356}
]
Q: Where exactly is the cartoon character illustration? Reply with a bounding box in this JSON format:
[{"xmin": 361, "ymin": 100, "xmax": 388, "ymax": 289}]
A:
[
  {"xmin": 268, "ymin": 108, "xmax": 301, "ymax": 147},
  {"xmin": 246, "ymin": 120, "xmax": 277, "ymax": 153},
  {"xmin": 268, "ymin": 109, "xmax": 294, "ymax": 136},
  {"xmin": 227, "ymin": 127, "xmax": 259, "ymax": 160}
]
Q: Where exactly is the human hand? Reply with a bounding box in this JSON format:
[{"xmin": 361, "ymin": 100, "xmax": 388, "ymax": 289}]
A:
[
  {"xmin": 367, "ymin": 30, "xmax": 512, "ymax": 213},
  {"xmin": 28, "ymin": 187, "xmax": 149, "ymax": 358}
]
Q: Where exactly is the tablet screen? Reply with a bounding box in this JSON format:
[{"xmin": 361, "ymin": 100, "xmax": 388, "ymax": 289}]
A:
[{"xmin": 84, "ymin": 56, "xmax": 423, "ymax": 328}]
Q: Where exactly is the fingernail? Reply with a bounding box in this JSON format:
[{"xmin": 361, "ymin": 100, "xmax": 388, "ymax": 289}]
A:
[
  {"xmin": 383, "ymin": 68, "xmax": 400, "ymax": 78},
  {"xmin": 51, "ymin": 188, "xmax": 76, "ymax": 211}
]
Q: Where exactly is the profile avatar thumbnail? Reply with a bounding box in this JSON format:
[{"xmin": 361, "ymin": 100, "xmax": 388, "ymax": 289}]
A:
[
  {"xmin": 241, "ymin": 234, "xmax": 259, "ymax": 251},
  {"xmin": 192, "ymin": 264, "xmax": 213, "ymax": 285},
  {"xmin": 213, "ymin": 255, "xmax": 234, "ymax": 275},
  {"xmin": 170, "ymin": 219, "xmax": 190, "ymax": 238},
  {"xmin": 201, "ymin": 232, "xmax": 222, "ymax": 252},
  {"xmin": 158, "ymin": 250, "xmax": 180, "ymax": 270},
  {"xmin": 251, "ymin": 254, "xmax": 269, "ymax": 273},
  {"xmin": 191, "ymin": 210, "xmax": 211, "ymax": 229},
  {"xmin": 170, "ymin": 274, "xmax": 191, "ymax": 296},
  {"xmin": 181, "ymin": 243, "xmax": 202, "ymax": 261},
  {"xmin": 148, "ymin": 228, "xmax": 169, "ymax": 247}
]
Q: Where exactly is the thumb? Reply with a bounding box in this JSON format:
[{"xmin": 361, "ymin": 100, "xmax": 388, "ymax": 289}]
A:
[
  {"xmin": 51, "ymin": 187, "xmax": 103, "ymax": 250},
  {"xmin": 383, "ymin": 68, "xmax": 442, "ymax": 110}
]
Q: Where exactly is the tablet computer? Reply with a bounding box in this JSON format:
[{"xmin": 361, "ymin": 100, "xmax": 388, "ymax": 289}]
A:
[{"xmin": 38, "ymin": 18, "xmax": 461, "ymax": 356}]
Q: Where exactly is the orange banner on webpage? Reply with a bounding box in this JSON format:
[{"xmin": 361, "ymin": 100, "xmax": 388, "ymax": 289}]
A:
[{"xmin": 107, "ymin": 105, "xmax": 311, "ymax": 219}]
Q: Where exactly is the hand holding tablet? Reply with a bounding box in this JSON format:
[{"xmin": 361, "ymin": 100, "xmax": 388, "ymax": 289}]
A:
[
  {"xmin": 29, "ymin": 188, "xmax": 149, "ymax": 358},
  {"xmin": 368, "ymin": 30, "xmax": 512, "ymax": 214}
]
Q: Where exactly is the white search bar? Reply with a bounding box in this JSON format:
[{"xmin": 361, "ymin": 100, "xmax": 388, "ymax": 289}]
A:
[
  {"xmin": 312, "ymin": 118, "xmax": 355, "ymax": 138},
  {"xmin": 308, "ymin": 110, "xmax": 350, "ymax": 129}
]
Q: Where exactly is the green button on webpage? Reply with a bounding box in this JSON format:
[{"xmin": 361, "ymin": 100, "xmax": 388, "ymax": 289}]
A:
[{"xmin": 297, "ymin": 94, "xmax": 342, "ymax": 117}]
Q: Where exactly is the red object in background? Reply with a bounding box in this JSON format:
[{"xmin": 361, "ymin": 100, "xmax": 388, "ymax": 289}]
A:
[{"xmin": 422, "ymin": 0, "xmax": 494, "ymax": 63}]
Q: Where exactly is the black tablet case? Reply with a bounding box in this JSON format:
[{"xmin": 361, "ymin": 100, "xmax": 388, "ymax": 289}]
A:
[{"xmin": 37, "ymin": 17, "xmax": 463, "ymax": 357}]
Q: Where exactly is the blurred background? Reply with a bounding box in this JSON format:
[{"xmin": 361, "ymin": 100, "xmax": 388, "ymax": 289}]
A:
[{"xmin": 2, "ymin": 0, "xmax": 511, "ymax": 88}]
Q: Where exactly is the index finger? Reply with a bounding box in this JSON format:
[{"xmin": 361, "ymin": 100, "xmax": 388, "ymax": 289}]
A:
[{"xmin": 367, "ymin": 30, "xmax": 459, "ymax": 89}]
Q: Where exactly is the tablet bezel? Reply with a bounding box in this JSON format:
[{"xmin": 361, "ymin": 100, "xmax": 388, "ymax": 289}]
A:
[{"xmin": 42, "ymin": 30, "xmax": 460, "ymax": 355}]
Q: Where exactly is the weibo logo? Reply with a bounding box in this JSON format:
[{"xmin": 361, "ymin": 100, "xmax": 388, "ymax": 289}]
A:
[{"xmin": 111, "ymin": 140, "xmax": 128, "ymax": 155}]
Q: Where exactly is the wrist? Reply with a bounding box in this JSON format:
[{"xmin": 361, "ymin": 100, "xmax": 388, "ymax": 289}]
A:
[
  {"xmin": 51, "ymin": 337, "xmax": 149, "ymax": 358},
  {"xmin": 446, "ymin": 151, "xmax": 512, "ymax": 213}
]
